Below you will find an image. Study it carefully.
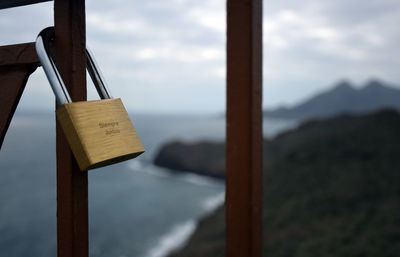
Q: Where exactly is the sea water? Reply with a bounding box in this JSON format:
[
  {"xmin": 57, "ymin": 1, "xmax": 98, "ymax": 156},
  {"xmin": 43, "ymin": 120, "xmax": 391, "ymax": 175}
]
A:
[{"xmin": 0, "ymin": 111, "xmax": 296, "ymax": 257}]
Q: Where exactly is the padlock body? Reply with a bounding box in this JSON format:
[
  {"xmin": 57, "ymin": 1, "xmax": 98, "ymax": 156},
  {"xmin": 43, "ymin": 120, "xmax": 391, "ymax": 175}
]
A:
[{"xmin": 56, "ymin": 98, "xmax": 144, "ymax": 170}]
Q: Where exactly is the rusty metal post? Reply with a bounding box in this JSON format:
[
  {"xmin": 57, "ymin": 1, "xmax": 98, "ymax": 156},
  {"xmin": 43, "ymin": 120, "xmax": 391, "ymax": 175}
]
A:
[
  {"xmin": 226, "ymin": 0, "xmax": 263, "ymax": 256},
  {"xmin": 54, "ymin": 0, "xmax": 88, "ymax": 257}
]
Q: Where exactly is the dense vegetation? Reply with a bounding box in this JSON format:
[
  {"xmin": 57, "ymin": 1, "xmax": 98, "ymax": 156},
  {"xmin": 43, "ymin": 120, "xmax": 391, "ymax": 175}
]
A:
[{"xmin": 166, "ymin": 109, "xmax": 400, "ymax": 257}]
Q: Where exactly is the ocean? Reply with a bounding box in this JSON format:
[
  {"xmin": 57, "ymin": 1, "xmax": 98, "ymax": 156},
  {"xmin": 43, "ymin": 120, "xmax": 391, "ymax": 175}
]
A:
[{"xmin": 0, "ymin": 111, "xmax": 296, "ymax": 257}]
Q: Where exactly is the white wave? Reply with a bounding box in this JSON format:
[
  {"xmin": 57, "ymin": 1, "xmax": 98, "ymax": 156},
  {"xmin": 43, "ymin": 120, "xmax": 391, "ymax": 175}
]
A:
[
  {"xmin": 141, "ymin": 166, "xmax": 172, "ymax": 178},
  {"xmin": 127, "ymin": 161, "xmax": 172, "ymax": 178},
  {"xmin": 142, "ymin": 193, "xmax": 225, "ymax": 257},
  {"xmin": 200, "ymin": 192, "xmax": 225, "ymax": 214},
  {"xmin": 177, "ymin": 173, "xmax": 223, "ymax": 187},
  {"xmin": 127, "ymin": 159, "xmax": 145, "ymax": 171},
  {"xmin": 143, "ymin": 220, "xmax": 197, "ymax": 257},
  {"xmin": 128, "ymin": 161, "xmax": 224, "ymax": 187}
]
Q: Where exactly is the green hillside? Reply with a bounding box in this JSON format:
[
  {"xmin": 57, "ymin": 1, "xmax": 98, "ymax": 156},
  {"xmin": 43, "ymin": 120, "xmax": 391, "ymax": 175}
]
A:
[{"xmin": 168, "ymin": 109, "xmax": 400, "ymax": 257}]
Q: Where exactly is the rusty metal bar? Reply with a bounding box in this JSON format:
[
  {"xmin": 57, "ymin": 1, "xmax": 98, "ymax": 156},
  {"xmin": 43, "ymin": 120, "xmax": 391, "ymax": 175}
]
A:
[
  {"xmin": 54, "ymin": 0, "xmax": 88, "ymax": 256},
  {"xmin": 226, "ymin": 0, "xmax": 263, "ymax": 256},
  {"xmin": 0, "ymin": 43, "xmax": 39, "ymax": 147},
  {"xmin": 0, "ymin": 0, "xmax": 51, "ymax": 9}
]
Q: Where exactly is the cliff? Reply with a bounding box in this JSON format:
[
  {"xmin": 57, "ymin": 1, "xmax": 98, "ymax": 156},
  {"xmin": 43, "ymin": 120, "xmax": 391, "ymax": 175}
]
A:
[{"xmin": 153, "ymin": 141, "xmax": 225, "ymax": 178}]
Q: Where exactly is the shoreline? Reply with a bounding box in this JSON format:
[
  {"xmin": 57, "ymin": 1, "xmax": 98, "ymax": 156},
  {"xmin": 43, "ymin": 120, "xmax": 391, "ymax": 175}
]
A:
[
  {"xmin": 142, "ymin": 192, "xmax": 225, "ymax": 257},
  {"xmin": 128, "ymin": 160, "xmax": 225, "ymax": 257}
]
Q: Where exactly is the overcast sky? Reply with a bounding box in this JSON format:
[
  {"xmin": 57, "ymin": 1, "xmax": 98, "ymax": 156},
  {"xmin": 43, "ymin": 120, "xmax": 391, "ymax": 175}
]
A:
[{"xmin": 1, "ymin": 0, "xmax": 400, "ymax": 114}]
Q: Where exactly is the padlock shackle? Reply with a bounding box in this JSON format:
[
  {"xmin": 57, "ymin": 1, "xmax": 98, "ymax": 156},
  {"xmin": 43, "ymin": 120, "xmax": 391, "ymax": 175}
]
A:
[
  {"xmin": 36, "ymin": 27, "xmax": 71, "ymax": 105},
  {"xmin": 35, "ymin": 27, "xmax": 113, "ymax": 105},
  {"xmin": 86, "ymin": 48, "xmax": 113, "ymax": 100}
]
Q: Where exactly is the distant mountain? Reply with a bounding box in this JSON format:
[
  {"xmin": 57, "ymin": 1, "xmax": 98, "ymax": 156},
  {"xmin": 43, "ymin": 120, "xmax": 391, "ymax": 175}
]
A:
[{"xmin": 264, "ymin": 79, "xmax": 400, "ymax": 120}]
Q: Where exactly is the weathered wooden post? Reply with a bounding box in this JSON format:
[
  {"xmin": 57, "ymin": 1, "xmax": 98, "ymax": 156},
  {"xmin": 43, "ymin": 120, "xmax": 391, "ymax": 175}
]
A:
[
  {"xmin": 54, "ymin": 0, "xmax": 88, "ymax": 256},
  {"xmin": 226, "ymin": 0, "xmax": 263, "ymax": 256}
]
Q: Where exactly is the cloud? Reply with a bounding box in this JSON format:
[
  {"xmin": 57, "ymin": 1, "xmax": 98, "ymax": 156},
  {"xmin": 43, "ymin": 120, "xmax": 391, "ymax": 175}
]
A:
[
  {"xmin": 1, "ymin": 0, "xmax": 400, "ymax": 112},
  {"xmin": 0, "ymin": 2, "xmax": 53, "ymax": 45},
  {"xmin": 263, "ymin": 0, "xmax": 400, "ymax": 107}
]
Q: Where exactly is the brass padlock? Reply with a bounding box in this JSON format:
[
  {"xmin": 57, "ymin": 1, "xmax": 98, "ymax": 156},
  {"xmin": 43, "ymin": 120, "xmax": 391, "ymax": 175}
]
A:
[{"xmin": 36, "ymin": 27, "xmax": 144, "ymax": 170}]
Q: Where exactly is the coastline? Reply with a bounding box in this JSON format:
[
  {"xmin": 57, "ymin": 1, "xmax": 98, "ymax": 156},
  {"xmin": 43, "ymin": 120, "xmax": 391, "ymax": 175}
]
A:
[
  {"xmin": 143, "ymin": 192, "xmax": 225, "ymax": 257},
  {"xmin": 153, "ymin": 109, "xmax": 400, "ymax": 257},
  {"xmin": 128, "ymin": 161, "xmax": 225, "ymax": 257}
]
